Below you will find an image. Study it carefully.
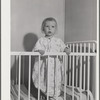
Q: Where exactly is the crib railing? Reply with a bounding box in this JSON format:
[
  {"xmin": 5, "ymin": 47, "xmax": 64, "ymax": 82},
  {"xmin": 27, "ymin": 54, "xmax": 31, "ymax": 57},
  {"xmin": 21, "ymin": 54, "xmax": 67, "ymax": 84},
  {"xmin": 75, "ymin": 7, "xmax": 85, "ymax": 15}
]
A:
[
  {"xmin": 66, "ymin": 40, "xmax": 97, "ymax": 53},
  {"xmin": 66, "ymin": 40, "xmax": 97, "ymax": 100},
  {"xmin": 11, "ymin": 51, "xmax": 96, "ymax": 100}
]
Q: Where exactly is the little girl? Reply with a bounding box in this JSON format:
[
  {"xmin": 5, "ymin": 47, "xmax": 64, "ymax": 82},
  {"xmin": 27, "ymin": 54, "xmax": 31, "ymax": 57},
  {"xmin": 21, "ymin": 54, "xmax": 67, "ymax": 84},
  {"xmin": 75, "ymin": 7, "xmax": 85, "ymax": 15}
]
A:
[{"xmin": 32, "ymin": 17, "xmax": 70, "ymax": 100}]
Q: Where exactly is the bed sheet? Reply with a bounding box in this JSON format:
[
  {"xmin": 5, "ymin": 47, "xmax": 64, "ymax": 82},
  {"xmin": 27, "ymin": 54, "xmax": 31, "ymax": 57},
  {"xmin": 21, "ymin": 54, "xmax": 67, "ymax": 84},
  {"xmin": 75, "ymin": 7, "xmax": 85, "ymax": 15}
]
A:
[{"xmin": 11, "ymin": 84, "xmax": 93, "ymax": 100}]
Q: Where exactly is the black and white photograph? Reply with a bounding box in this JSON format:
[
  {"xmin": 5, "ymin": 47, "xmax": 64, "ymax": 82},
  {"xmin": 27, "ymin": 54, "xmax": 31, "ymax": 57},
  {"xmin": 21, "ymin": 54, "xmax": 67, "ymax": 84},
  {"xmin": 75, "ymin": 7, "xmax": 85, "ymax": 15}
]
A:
[{"xmin": 1, "ymin": 0, "xmax": 99, "ymax": 100}]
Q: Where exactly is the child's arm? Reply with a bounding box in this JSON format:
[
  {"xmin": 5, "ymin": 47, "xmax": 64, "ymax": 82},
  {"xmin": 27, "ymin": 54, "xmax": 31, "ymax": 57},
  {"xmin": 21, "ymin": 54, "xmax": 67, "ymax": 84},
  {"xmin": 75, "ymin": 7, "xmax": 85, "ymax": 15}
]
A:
[
  {"xmin": 38, "ymin": 50, "xmax": 45, "ymax": 55},
  {"xmin": 64, "ymin": 47, "xmax": 71, "ymax": 55},
  {"xmin": 59, "ymin": 39, "xmax": 70, "ymax": 55},
  {"xmin": 32, "ymin": 38, "xmax": 45, "ymax": 55},
  {"xmin": 34, "ymin": 50, "xmax": 45, "ymax": 55}
]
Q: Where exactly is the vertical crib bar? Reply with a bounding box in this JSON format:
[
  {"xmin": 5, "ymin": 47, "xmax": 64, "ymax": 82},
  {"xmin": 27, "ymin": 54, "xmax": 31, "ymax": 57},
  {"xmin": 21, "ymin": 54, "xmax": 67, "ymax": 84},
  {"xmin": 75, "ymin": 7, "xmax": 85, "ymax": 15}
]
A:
[
  {"xmin": 87, "ymin": 56, "xmax": 90, "ymax": 100},
  {"xmin": 15, "ymin": 56, "xmax": 17, "ymax": 84},
  {"xmin": 88, "ymin": 43, "xmax": 90, "ymax": 52},
  {"xmin": 18, "ymin": 55, "xmax": 21, "ymax": 100},
  {"xmin": 38, "ymin": 55, "xmax": 40, "ymax": 100},
  {"xmin": 56, "ymin": 55, "xmax": 58, "ymax": 100},
  {"xmin": 70, "ymin": 44, "xmax": 72, "ymax": 52},
  {"xmin": 65, "ymin": 55, "xmax": 68, "ymax": 86},
  {"xmin": 76, "ymin": 44, "xmax": 78, "ymax": 87},
  {"xmin": 93, "ymin": 42, "xmax": 95, "ymax": 53},
  {"xmin": 73, "ymin": 44, "xmax": 75, "ymax": 52},
  {"xmin": 28, "ymin": 55, "xmax": 31, "ymax": 100},
  {"xmin": 76, "ymin": 43, "xmax": 79, "ymax": 52},
  {"xmin": 22, "ymin": 56, "xmax": 25, "ymax": 84},
  {"xmin": 47, "ymin": 55, "xmax": 50, "ymax": 100},
  {"xmin": 72, "ymin": 55, "xmax": 75, "ymax": 100},
  {"xmin": 87, "ymin": 43, "xmax": 90, "ymax": 100},
  {"xmin": 80, "ymin": 43, "xmax": 82, "ymax": 100},
  {"xmin": 69, "ymin": 44, "xmax": 72, "ymax": 85},
  {"xmin": 83, "ymin": 43, "xmax": 86, "ymax": 89},
  {"xmin": 64, "ymin": 55, "xmax": 67, "ymax": 100},
  {"xmin": 73, "ymin": 44, "xmax": 75, "ymax": 86},
  {"xmin": 79, "ymin": 55, "xmax": 82, "ymax": 100},
  {"xmin": 80, "ymin": 43, "xmax": 82, "ymax": 52},
  {"xmin": 62, "ymin": 55, "xmax": 65, "ymax": 85}
]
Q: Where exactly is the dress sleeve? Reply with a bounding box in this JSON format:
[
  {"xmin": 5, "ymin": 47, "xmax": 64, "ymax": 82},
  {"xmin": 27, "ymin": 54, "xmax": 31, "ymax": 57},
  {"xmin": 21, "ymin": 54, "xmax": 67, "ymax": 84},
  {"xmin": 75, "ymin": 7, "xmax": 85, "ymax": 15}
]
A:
[
  {"xmin": 59, "ymin": 39, "xmax": 69, "ymax": 52},
  {"xmin": 32, "ymin": 38, "xmax": 44, "ymax": 52}
]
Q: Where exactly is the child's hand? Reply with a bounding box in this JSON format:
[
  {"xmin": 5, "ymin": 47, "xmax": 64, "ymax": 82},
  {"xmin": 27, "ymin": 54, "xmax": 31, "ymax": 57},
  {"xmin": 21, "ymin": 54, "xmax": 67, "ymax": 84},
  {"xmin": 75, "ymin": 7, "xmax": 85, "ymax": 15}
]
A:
[
  {"xmin": 64, "ymin": 47, "xmax": 71, "ymax": 55},
  {"xmin": 38, "ymin": 50, "xmax": 45, "ymax": 55}
]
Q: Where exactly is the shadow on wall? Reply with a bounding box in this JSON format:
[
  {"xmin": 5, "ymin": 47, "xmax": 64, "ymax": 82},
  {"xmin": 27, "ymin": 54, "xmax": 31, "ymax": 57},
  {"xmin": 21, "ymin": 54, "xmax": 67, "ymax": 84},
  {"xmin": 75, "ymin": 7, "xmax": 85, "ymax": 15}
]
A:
[
  {"xmin": 22, "ymin": 32, "xmax": 38, "ymax": 88},
  {"xmin": 23, "ymin": 33, "xmax": 38, "ymax": 51},
  {"xmin": 11, "ymin": 33, "xmax": 40, "ymax": 98}
]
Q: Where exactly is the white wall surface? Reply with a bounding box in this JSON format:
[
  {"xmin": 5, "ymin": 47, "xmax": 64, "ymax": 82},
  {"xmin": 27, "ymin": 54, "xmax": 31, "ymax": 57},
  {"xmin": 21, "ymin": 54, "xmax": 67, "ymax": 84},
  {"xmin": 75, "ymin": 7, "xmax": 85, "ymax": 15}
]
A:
[
  {"xmin": 11, "ymin": 0, "xmax": 97, "ymax": 50},
  {"xmin": 65, "ymin": 0, "xmax": 97, "ymax": 43},
  {"xmin": 11, "ymin": 0, "xmax": 65, "ymax": 51}
]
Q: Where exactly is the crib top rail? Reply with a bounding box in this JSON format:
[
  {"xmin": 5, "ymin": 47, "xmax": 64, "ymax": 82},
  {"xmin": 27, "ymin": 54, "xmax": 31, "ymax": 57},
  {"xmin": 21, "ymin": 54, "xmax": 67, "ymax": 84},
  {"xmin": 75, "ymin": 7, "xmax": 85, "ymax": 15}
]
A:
[
  {"xmin": 66, "ymin": 40, "xmax": 97, "ymax": 44},
  {"xmin": 11, "ymin": 52, "xmax": 67, "ymax": 56},
  {"xmin": 11, "ymin": 52, "xmax": 97, "ymax": 56}
]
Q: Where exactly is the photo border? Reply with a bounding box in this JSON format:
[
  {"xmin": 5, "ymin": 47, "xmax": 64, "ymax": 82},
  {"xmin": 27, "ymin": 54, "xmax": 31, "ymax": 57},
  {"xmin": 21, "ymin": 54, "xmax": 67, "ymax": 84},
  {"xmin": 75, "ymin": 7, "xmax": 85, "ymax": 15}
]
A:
[{"xmin": 1, "ymin": 0, "xmax": 99, "ymax": 100}]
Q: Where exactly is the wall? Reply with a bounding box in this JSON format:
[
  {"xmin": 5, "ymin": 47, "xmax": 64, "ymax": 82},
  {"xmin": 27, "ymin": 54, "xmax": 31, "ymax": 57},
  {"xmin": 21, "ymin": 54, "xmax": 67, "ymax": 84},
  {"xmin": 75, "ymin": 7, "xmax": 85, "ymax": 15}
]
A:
[
  {"xmin": 11, "ymin": 0, "xmax": 65, "ymax": 51},
  {"xmin": 65, "ymin": 0, "xmax": 97, "ymax": 43},
  {"xmin": 65, "ymin": 0, "xmax": 97, "ymax": 98}
]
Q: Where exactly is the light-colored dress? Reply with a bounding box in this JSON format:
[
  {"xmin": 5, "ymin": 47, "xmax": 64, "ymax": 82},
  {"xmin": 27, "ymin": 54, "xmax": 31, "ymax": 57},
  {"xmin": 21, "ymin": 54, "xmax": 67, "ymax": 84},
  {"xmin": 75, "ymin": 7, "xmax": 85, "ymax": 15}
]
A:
[{"xmin": 32, "ymin": 36, "xmax": 66, "ymax": 98}]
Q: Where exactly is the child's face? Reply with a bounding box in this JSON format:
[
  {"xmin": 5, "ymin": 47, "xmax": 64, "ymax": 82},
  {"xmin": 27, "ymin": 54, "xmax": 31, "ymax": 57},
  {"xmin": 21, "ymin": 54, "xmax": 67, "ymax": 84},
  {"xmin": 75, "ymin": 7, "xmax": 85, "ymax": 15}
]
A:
[{"xmin": 43, "ymin": 21, "xmax": 57, "ymax": 37}]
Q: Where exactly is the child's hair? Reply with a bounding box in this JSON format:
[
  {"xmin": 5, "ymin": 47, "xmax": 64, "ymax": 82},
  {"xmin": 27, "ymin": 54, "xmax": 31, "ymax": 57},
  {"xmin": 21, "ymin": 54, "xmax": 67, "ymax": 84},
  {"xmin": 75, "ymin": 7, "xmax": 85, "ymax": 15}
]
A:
[{"xmin": 41, "ymin": 17, "xmax": 57, "ymax": 33}]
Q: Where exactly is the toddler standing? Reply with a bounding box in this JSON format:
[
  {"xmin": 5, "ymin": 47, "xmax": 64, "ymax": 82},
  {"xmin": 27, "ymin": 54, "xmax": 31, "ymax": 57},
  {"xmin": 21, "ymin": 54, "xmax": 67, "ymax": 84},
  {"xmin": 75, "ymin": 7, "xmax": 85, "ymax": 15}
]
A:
[{"xmin": 32, "ymin": 17, "xmax": 70, "ymax": 100}]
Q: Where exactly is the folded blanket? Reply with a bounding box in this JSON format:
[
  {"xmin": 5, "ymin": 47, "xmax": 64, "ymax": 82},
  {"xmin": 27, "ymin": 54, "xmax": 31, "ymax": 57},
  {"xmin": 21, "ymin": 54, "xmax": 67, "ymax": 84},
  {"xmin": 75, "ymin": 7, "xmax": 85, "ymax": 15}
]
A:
[
  {"xmin": 11, "ymin": 84, "xmax": 36, "ymax": 100},
  {"xmin": 61, "ymin": 85, "xmax": 94, "ymax": 100},
  {"xmin": 11, "ymin": 83, "xmax": 93, "ymax": 100}
]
